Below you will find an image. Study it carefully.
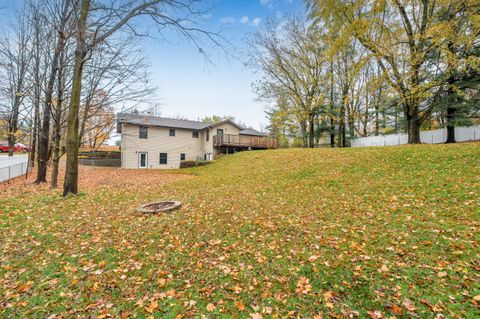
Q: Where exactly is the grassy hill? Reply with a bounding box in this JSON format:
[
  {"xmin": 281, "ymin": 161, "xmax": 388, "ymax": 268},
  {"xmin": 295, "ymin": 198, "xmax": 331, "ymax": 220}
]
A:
[{"xmin": 1, "ymin": 143, "xmax": 479, "ymax": 318}]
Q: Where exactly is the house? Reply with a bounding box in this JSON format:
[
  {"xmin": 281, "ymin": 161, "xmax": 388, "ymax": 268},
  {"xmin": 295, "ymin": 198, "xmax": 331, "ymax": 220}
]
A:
[{"xmin": 117, "ymin": 113, "xmax": 277, "ymax": 169}]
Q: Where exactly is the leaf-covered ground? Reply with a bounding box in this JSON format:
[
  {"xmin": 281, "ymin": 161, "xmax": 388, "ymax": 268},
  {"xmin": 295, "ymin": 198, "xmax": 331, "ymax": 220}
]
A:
[{"xmin": 1, "ymin": 144, "xmax": 479, "ymax": 318}]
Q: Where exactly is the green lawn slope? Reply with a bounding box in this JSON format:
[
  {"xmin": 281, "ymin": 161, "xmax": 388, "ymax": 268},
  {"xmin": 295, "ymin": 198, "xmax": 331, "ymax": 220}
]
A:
[{"xmin": 1, "ymin": 143, "xmax": 479, "ymax": 318}]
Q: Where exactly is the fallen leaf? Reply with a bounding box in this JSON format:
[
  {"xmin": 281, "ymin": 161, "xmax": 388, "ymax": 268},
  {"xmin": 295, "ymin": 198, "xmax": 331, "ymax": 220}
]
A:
[
  {"xmin": 206, "ymin": 303, "xmax": 215, "ymax": 312},
  {"xmin": 367, "ymin": 310, "xmax": 383, "ymax": 319},
  {"xmin": 402, "ymin": 298, "xmax": 416, "ymax": 312},
  {"xmin": 145, "ymin": 300, "xmax": 158, "ymax": 313},
  {"xmin": 391, "ymin": 304, "xmax": 402, "ymax": 315},
  {"xmin": 235, "ymin": 301, "xmax": 245, "ymax": 311}
]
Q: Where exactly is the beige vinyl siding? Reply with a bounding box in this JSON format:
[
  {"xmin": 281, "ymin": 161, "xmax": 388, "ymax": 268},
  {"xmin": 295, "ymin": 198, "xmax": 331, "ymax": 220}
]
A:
[{"xmin": 121, "ymin": 124, "xmax": 206, "ymax": 169}]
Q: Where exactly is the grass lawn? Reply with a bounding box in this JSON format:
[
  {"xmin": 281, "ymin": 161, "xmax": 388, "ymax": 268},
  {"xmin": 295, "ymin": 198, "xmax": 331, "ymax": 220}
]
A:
[{"xmin": 1, "ymin": 144, "xmax": 479, "ymax": 318}]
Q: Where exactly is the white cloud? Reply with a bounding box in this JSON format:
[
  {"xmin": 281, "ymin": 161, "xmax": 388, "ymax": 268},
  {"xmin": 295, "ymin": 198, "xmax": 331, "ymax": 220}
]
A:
[
  {"xmin": 220, "ymin": 16, "xmax": 261, "ymax": 27},
  {"xmin": 239, "ymin": 16, "xmax": 250, "ymax": 24},
  {"xmin": 251, "ymin": 17, "xmax": 262, "ymax": 27},
  {"xmin": 260, "ymin": 0, "xmax": 276, "ymax": 9},
  {"xmin": 220, "ymin": 16, "xmax": 236, "ymax": 24}
]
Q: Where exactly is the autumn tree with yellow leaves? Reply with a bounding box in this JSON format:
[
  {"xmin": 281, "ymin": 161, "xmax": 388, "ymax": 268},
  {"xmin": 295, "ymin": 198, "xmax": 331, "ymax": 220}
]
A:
[{"xmin": 307, "ymin": 0, "xmax": 480, "ymax": 143}]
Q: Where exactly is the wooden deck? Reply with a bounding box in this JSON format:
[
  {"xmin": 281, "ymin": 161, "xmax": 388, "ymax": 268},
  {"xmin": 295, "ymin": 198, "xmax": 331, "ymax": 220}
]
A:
[{"xmin": 213, "ymin": 134, "xmax": 277, "ymax": 149}]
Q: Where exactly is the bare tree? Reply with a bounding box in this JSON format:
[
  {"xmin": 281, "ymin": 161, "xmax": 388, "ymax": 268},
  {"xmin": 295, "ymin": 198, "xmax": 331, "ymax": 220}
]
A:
[
  {"xmin": 250, "ymin": 17, "xmax": 326, "ymax": 148},
  {"xmin": 36, "ymin": 0, "xmax": 74, "ymax": 183},
  {"xmin": 63, "ymin": 0, "xmax": 224, "ymax": 196},
  {"xmin": 78, "ymin": 35, "xmax": 156, "ymax": 149},
  {"xmin": 0, "ymin": 7, "xmax": 33, "ymax": 156},
  {"xmin": 28, "ymin": 4, "xmax": 46, "ymax": 166},
  {"xmin": 50, "ymin": 47, "xmax": 71, "ymax": 189}
]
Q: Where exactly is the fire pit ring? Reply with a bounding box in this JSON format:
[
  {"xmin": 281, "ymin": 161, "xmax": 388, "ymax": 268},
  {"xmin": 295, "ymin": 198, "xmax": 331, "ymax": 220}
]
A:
[{"xmin": 137, "ymin": 201, "xmax": 182, "ymax": 214}]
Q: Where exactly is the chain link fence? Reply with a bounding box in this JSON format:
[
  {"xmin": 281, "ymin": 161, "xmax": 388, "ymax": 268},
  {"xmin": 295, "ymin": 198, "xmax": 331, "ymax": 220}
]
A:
[{"xmin": 0, "ymin": 159, "xmax": 32, "ymax": 183}]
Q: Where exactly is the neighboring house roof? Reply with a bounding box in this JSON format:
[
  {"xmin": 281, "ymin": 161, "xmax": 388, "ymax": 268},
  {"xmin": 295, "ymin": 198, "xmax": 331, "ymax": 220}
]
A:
[
  {"xmin": 117, "ymin": 113, "xmax": 263, "ymax": 135},
  {"xmin": 239, "ymin": 128, "xmax": 266, "ymax": 136}
]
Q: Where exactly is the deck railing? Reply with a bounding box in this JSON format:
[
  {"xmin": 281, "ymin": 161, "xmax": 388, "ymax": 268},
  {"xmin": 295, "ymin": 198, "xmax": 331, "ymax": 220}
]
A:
[{"xmin": 213, "ymin": 134, "xmax": 277, "ymax": 149}]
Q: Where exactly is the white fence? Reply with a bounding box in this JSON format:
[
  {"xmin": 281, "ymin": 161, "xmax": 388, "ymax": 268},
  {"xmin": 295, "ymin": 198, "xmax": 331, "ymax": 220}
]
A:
[
  {"xmin": 351, "ymin": 125, "xmax": 480, "ymax": 147},
  {"xmin": 0, "ymin": 156, "xmax": 30, "ymax": 183}
]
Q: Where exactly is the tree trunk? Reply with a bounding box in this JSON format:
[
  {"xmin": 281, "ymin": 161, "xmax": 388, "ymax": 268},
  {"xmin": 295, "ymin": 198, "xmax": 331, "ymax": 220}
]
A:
[
  {"xmin": 300, "ymin": 121, "xmax": 307, "ymax": 148},
  {"xmin": 337, "ymin": 89, "xmax": 348, "ymax": 147},
  {"xmin": 51, "ymin": 52, "xmax": 66, "ymax": 189},
  {"xmin": 347, "ymin": 102, "xmax": 355, "ymax": 140},
  {"xmin": 7, "ymin": 135, "xmax": 15, "ymax": 157},
  {"xmin": 30, "ymin": 11, "xmax": 41, "ymax": 167},
  {"xmin": 363, "ymin": 87, "xmax": 369, "ymax": 137},
  {"xmin": 63, "ymin": 0, "xmax": 90, "ymax": 196},
  {"xmin": 445, "ymin": 106, "xmax": 456, "ymax": 143},
  {"xmin": 330, "ymin": 116, "xmax": 335, "ymax": 148},
  {"xmin": 394, "ymin": 103, "xmax": 399, "ymax": 133},
  {"xmin": 50, "ymin": 124, "xmax": 62, "ymax": 188},
  {"xmin": 30, "ymin": 100, "xmax": 40, "ymax": 165},
  {"xmin": 314, "ymin": 115, "xmax": 320, "ymax": 146},
  {"xmin": 337, "ymin": 104, "xmax": 345, "ymax": 148},
  {"xmin": 308, "ymin": 115, "xmax": 315, "ymax": 148},
  {"xmin": 445, "ymin": 63, "xmax": 456, "ymax": 143},
  {"xmin": 329, "ymin": 61, "xmax": 335, "ymax": 147},
  {"xmin": 7, "ymin": 89, "xmax": 22, "ymax": 157},
  {"xmin": 36, "ymin": 3, "xmax": 69, "ymax": 183},
  {"xmin": 407, "ymin": 113, "xmax": 421, "ymax": 144},
  {"xmin": 381, "ymin": 107, "xmax": 387, "ymax": 129}
]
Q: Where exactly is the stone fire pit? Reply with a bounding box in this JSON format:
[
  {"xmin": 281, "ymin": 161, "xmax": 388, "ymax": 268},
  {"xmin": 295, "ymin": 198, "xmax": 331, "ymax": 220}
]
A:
[{"xmin": 137, "ymin": 201, "xmax": 182, "ymax": 214}]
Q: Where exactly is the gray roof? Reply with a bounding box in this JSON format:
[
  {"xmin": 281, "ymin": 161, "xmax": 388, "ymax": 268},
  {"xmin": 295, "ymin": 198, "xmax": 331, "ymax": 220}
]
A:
[
  {"xmin": 239, "ymin": 128, "xmax": 266, "ymax": 136},
  {"xmin": 117, "ymin": 113, "xmax": 265, "ymax": 136},
  {"xmin": 117, "ymin": 113, "xmax": 209, "ymax": 130}
]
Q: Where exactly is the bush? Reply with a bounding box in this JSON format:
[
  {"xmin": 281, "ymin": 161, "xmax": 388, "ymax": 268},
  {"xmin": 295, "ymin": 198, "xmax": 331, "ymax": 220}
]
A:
[
  {"xmin": 179, "ymin": 160, "xmax": 212, "ymax": 169},
  {"xmin": 179, "ymin": 160, "xmax": 197, "ymax": 168}
]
